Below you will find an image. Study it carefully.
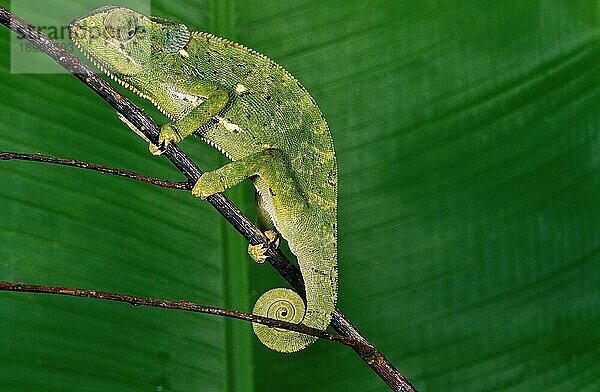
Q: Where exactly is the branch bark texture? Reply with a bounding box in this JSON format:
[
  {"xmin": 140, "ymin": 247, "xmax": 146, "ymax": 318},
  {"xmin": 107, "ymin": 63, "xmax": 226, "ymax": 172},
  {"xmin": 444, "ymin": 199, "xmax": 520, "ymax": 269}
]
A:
[{"xmin": 0, "ymin": 151, "xmax": 190, "ymax": 190}]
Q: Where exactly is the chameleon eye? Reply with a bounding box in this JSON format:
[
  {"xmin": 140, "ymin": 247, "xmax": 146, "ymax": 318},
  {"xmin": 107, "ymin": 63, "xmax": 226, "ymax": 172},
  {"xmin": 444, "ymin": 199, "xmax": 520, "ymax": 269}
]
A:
[{"xmin": 104, "ymin": 10, "xmax": 138, "ymax": 41}]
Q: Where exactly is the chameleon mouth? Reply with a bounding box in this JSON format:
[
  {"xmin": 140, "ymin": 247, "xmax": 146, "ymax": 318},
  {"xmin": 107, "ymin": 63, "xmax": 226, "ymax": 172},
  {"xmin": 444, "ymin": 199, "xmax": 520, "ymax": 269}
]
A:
[
  {"xmin": 71, "ymin": 36, "xmax": 132, "ymax": 88},
  {"xmin": 71, "ymin": 37, "xmax": 177, "ymax": 122}
]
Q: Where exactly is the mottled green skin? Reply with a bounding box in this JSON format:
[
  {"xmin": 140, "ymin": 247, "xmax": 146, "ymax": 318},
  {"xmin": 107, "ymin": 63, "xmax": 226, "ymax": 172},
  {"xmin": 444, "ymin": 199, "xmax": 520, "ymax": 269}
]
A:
[{"xmin": 70, "ymin": 6, "xmax": 337, "ymax": 352}]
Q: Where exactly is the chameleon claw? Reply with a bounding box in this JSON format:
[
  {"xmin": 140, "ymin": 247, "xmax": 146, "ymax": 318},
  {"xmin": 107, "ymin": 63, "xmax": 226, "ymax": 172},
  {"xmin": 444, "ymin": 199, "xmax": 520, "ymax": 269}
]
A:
[
  {"xmin": 149, "ymin": 142, "xmax": 164, "ymax": 156},
  {"xmin": 247, "ymin": 230, "xmax": 280, "ymax": 264},
  {"xmin": 150, "ymin": 124, "xmax": 182, "ymax": 156},
  {"xmin": 264, "ymin": 230, "xmax": 280, "ymax": 248},
  {"xmin": 248, "ymin": 243, "xmax": 268, "ymax": 263}
]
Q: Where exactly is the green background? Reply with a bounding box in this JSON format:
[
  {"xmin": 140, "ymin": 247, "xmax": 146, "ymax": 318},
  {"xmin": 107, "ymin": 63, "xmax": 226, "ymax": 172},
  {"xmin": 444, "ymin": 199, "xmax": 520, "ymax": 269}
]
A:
[{"xmin": 1, "ymin": 0, "xmax": 599, "ymax": 391}]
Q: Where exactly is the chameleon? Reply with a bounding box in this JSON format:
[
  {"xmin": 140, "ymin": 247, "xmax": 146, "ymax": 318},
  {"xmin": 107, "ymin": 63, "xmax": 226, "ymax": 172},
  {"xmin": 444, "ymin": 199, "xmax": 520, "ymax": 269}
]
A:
[{"xmin": 69, "ymin": 6, "xmax": 338, "ymax": 353}]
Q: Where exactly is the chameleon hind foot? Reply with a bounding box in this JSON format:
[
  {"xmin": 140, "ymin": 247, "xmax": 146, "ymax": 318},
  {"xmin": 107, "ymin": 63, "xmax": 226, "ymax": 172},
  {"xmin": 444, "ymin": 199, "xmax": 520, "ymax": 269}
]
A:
[{"xmin": 248, "ymin": 230, "xmax": 279, "ymax": 263}]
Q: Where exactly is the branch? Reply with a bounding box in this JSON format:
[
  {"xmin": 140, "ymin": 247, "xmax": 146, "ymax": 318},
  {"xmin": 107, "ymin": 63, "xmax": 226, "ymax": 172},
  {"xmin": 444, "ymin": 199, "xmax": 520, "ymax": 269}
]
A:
[
  {"xmin": 0, "ymin": 281, "xmax": 374, "ymax": 354},
  {"xmin": 0, "ymin": 151, "xmax": 190, "ymax": 190},
  {"xmin": 0, "ymin": 6, "xmax": 416, "ymax": 391}
]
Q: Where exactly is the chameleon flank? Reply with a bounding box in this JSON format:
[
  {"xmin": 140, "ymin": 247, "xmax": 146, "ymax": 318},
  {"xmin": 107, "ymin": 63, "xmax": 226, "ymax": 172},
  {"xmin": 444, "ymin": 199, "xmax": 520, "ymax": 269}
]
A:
[{"xmin": 70, "ymin": 6, "xmax": 338, "ymax": 352}]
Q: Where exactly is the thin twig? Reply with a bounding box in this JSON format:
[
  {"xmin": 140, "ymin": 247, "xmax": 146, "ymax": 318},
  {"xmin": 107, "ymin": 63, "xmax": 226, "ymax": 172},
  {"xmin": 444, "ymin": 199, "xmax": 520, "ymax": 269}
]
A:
[
  {"xmin": 0, "ymin": 6, "xmax": 416, "ymax": 391},
  {"xmin": 0, "ymin": 151, "xmax": 190, "ymax": 190},
  {"xmin": 0, "ymin": 281, "xmax": 375, "ymax": 355}
]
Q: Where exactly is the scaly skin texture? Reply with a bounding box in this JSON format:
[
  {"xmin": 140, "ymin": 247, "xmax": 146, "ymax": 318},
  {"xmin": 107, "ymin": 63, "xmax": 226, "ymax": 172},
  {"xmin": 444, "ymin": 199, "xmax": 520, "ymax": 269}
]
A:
[{"xmin": 70, "ymin": 6, "xmax": 338, "ymax": 353}]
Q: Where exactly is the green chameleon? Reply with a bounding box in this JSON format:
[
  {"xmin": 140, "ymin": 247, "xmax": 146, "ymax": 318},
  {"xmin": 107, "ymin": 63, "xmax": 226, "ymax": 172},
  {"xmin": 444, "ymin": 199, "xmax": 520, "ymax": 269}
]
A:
[{"xmin": 70, "ymin": 6, "xmax": 338, "ymax": 353}]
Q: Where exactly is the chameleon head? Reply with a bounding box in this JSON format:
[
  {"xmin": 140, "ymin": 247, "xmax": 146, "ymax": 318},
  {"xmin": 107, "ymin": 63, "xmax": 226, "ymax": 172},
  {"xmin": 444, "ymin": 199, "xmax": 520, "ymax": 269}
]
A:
[{"xmin": 69, "ymin": 6, "xmax": 190, "ymax": 78}]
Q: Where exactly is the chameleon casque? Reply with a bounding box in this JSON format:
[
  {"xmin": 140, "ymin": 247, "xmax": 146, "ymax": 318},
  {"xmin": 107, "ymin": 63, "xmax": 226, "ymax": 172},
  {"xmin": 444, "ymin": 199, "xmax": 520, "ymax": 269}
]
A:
[{"xmin": 69, "ymin": 6, "xmax": 338, "ymax": 352}]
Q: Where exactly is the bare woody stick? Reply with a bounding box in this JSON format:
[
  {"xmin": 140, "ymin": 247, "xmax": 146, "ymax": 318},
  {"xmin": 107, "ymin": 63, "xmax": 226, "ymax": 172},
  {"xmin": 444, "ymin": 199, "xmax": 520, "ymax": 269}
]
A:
[
  {"xmin": 0, "ymin": 151, "xmax": 190, "ymax": 190},
  {"xmin": 0, "ymin": 281, "xmax": 374, "ymax": 354},
  {"xmin": 0, "ymin": 6, "xmax": 416, "ymax": 392}
]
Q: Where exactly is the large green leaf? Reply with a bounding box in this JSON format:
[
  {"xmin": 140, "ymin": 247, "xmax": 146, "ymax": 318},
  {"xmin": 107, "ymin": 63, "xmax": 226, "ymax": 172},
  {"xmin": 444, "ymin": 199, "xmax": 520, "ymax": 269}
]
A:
[{"xmin": 1, "ymin": 1, "xmax": 599, "ymax": 391}]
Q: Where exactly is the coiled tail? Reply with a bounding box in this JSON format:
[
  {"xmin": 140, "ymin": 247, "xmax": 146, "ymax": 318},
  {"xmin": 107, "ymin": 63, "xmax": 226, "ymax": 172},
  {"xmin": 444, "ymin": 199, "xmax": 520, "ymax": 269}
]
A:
[
  {"xmin": 252, "ymin": 246, "xmax": 338, "ymax": 353},
  {"xmin": 252, "ymin": 288, "xmax": 316, "ymax": 352}
]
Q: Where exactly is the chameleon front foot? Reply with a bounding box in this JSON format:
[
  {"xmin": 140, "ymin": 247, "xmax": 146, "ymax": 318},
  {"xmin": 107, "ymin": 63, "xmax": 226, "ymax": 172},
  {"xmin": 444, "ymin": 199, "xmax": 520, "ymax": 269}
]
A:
[
  {"xmin": 248, "ymin": 230, "xmax": 279, "ymax": 263},
  {"xmin": 191, "ymin": 171, "xmax": 225, "ymax": 199},
  {"xmin": 148, "ymin": 143, "xmax": 163, "ymax": 156},
  {"xmin": 149, "ymin": 124, "xmax": 182, "ymax": 156},
  {"xmin": 116, "ymin": 113, "xmax": 176, "ymax": 155}
]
